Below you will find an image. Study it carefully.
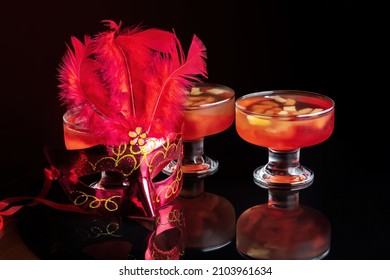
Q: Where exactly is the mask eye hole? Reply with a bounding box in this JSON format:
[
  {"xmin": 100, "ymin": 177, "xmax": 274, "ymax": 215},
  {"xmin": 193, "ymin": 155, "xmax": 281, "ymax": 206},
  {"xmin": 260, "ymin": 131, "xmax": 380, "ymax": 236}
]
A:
[
  {"xmin": 151, "ymin": 159, "xmax": 174, "ymax": 183},
  {"xmin": 78, "ymin": 173, "xmax": 101, "ymax": 187},
  {"xmin": 152, "ymin": 170, "xmax": 171, "ymax": 183},
  {"xmin": 79, "ymin": 171, "xmax": 130, "ymax": 189}
]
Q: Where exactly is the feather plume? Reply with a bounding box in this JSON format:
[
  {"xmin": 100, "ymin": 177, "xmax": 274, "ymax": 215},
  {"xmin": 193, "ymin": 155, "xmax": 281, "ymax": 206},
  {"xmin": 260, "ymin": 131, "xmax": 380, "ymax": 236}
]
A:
[
  {"xmin": 58, "ymin": 20, "xmax": 208, "ymax": 146},
  {"xmin": 58, "ymin": 36, "xmax": 111, "ymax": 124},
  {"xmin": 145, "ymin": 34, "xmax": 207, "ymax": 135}
]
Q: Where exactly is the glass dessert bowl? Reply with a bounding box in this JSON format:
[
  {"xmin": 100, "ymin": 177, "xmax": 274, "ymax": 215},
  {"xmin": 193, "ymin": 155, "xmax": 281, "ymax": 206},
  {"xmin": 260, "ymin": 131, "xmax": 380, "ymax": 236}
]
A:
[
  {"xmin": 235, "ymin": 90, "xmax": 335, "ymax": 259},
  {"xmin": 164, "ymin": 83, "xmax": 235, "ymax": 177},
  {"xmin": 235, "ymin": 90, "xmax": 334, "ymax": 189}
]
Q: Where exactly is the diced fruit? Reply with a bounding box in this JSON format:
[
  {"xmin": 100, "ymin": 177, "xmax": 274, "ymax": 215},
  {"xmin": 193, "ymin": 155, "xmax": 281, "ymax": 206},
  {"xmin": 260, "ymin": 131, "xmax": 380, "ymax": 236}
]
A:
[
  {"xmin": 278, "ymin": 110, "xmax": 289, "ymax": 115},
  {"xmin": 311, "ymin": 108, "xmax": 324, "ymax": 114},
  {"xmin": 206, "ymin": 88, "xmax": 225, "ymax": 95},
  {"xmin": 284, "ymin": 98, "xmax": 296, "ymax": 106},
  {"xmin": 261, "ymin": 100, "xmax": 280, "ymax": 107},
  {"xmin": 297, "ymin": 108, "xmax": 313, "ymax": 115},
  {"xmin": 247, "ymin": 115, "xmax": 271, "ymax": 126},
  {"xmin": 190, "ymin": 87, "xmax": 202, "ymax": 96},
  {"xmin": 250, "ymin": 104, "xmax": 274, "ymax": 113},
  {"xmin": 271, "ymin": 95, "xmax": 287, "ymax": 103},
  {"xmin": 283, "ymin": 106, "xmax": 297, "ymax": 113},
  {"xmin": 187, "ymin": 96, "xmax": 217, "ymax": 106}
]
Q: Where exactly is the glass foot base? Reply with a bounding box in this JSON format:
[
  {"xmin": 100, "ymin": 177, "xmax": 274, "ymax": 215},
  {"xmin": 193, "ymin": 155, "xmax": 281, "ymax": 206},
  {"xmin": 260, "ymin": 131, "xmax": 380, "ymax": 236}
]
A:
[
  {"xmin": 164, "ymin": 155, "xmax": 219, "ymax": 178},
  {"xmin": 164, "ymin": 138, "xmax": 219, "ymax": 178},
  {"xmin": 254, "ymin": 165, "xmax": 314, "ymax": 190},
  {"xmin": 236, "ymin": 204, "xmax": 330, "ymax": 260},
  {"xmin": 253, "ymin": 149, "xmax": 314, "ymax": 190}
]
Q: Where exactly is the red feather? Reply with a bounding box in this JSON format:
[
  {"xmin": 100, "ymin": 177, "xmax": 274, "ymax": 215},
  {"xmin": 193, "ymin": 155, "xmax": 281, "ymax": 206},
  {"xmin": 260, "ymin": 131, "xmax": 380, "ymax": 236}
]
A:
[
  {"xmin": 58, "ymin": 20, "xmax": 208, "ymax": 146},
  {"xmin": 58, "ymin": 36, "xmax": 111, "ymax": 122},
  {"xmin": 145, "ymin": 34, "xmax": 208, "ymax": 136}
]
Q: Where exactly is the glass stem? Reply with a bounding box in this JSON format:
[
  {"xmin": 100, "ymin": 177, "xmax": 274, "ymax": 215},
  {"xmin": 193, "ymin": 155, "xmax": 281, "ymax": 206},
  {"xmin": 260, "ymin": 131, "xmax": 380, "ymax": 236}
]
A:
[
  {"xmin": 183, "ymin": 138, "xmax": 205, "ymax": 165},
  {"xmin": 254, "ymin": 148, "xmax": 313, "ymax": 189},
  {"xmin": 266, "ymin": 149, "xmax": 301, "ymax": 208},
  {"xmin": 268, "ymin": 190, "xmax": 299, "ymax": 209},
  {"xmin": 266, "ymin": 149, "xmax": 301, "ymax": 174}
]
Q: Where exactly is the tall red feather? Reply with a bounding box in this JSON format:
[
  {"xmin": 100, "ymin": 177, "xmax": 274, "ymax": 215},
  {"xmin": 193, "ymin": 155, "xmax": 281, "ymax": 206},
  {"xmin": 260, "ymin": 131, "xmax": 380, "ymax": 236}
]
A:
[
  {"xmin": 58, "ymin": 20, "xmax": 208, "ymax": 146},
  {"xmin": 145, "ymin": 34, "xmax": 208, "ymax": 136},
  {"xmin": 58, "ymin": 36, "xmax": 111, "ymax": 124}
]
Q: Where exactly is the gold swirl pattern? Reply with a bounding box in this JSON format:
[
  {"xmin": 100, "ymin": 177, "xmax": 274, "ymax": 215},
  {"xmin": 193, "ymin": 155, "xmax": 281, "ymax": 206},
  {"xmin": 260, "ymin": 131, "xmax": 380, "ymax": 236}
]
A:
[
  {"xmin": 86, "ymin": 133, "xmax": 180, "ymax": 177},
  {"xmin": 147, "ymin": 137, "xmax": 180, "ymax": 173},
  {"xmin": 156, "ymin": 208, "xmax": 184, "ymax": 227},
  {"xmin": 71, "ymin": 190, "xmax": 121, "ymax": 211},
  {"xmin": 76, "ymin": 132, "xmax": 182, "ymax": 213},
  {"xmin": 76, "ymin": 222, "xmax": 122, "ymax": 239},
  {"xmin": 87, "ymin": 144, "xmax": 138, "ymax": 176},
  {"xmin": 154, "ymin": 169, "xmax": 182, "ymax": 204},
  {"xmin": 150, "ymin": 243, "xmax": 182, "ymax": 260}
]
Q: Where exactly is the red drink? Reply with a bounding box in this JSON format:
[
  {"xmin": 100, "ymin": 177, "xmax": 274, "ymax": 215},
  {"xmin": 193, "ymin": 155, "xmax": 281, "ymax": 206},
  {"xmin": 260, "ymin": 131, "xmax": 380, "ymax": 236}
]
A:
[
  {"xmin": 63, "ymin": 108, "xmax": 99, "ymax": 150},
  {"xmin": 235, "ymin": 91, "xmax": 335, "ymax": 150},
  {"xmin": 183, "ymin": 84, "xmax": 235, "ymax": 140}
]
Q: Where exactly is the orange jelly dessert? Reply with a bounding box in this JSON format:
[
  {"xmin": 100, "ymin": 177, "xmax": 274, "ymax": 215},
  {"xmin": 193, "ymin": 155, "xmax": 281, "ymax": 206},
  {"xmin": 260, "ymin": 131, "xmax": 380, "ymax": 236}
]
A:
[
  {"xmin": 183, "ymin": 83, "xmax": 235, "ymax": 140},
  {"xmin": 235, "ymin": 91, "xmax": 335, "ymax": 150}
]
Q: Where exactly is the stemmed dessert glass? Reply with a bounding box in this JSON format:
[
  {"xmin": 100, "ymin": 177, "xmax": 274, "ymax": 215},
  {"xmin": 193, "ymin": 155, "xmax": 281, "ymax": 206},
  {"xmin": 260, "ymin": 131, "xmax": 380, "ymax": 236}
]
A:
[
  {"xmin": 235, "ymin": 90, "xmax": 335, "ymax": 259},
  {"xmin": 164, "ymin": 83, "xmax": 235, "ymax": 177},
  {"xmin": 163, "ymin": 83, "xmax": 236, "ymax": 252}
]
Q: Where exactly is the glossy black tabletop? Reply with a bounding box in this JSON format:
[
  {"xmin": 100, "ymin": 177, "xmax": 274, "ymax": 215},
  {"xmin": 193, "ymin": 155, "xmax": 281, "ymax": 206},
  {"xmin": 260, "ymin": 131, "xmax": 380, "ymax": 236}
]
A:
[{"xmin": 1, "ymin": 0, "xmax": 388, "ymax": 260}]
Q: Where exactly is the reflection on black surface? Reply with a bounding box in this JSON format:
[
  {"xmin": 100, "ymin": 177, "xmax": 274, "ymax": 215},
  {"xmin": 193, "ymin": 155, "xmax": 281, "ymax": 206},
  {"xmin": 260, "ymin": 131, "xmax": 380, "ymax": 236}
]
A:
[
  {"xmin": 18, "ymin": 205, "xmax": 151, "ymax": 259},
  {"xmin": 236, "ymin": 203, "xmax": 331, "ymax": 260},
  {"xmin": 16, "ymin": 176, "xmax": 237, "ymax": 259},
  {"xmin": 178, "ymin": 177, "xmax": 236, "ymax": 253}
]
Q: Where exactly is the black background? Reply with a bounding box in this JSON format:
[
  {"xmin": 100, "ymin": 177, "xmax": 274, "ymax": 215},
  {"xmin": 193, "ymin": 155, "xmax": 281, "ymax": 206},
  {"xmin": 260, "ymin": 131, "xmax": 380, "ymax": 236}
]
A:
[{"xmin": 1, "ymin": 0, "xmax": 388, "ymax": 260}]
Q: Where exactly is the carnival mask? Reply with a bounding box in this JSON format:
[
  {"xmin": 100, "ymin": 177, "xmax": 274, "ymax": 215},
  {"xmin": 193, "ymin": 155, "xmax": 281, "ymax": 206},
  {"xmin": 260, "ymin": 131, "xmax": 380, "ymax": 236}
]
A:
[
  {"xmin": 46, "ymin": 131, "xmax": 183, "ymax": 218},
  {"xmin": 50, "ymin": 20, "xmax": 207, "ymax": 259}
]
